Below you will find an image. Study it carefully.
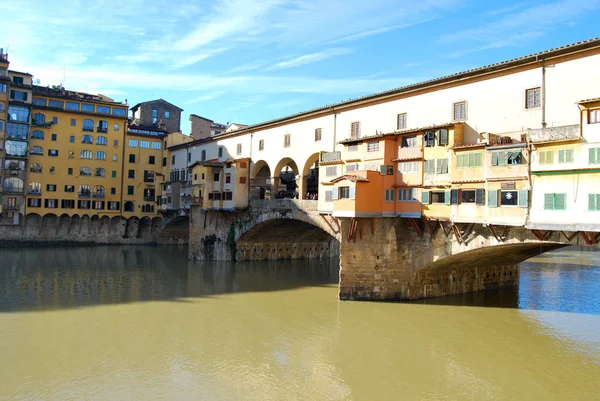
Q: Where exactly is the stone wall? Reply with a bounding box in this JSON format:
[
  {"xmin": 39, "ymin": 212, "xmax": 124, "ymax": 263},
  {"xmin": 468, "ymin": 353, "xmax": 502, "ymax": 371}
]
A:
[{"xmin": 0, "ymin": 214, "xmax": 188, "ymax": 246}]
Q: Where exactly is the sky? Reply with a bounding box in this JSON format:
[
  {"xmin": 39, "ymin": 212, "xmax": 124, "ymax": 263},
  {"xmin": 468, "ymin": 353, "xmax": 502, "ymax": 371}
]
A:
[{"xmin": 0, "ymin": 0, "xmax": 599, "ymax": 134}]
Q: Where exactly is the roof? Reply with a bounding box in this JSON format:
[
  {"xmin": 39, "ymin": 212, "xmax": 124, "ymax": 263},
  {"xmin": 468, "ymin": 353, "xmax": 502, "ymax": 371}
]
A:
[
  {"xmin": 452, "ymin": 143, "xmax": 487, "ymax": 150},
  {"xmin": 330, "ymin": 175, "xmax": 369, "ymax": 183},
  {"xmin": 131, "ymin": 98, "xmax": 183, "ymax": 111},
  {"xmin": 578, "ymin": 97, "xmax": 600, "ymax": 104},
  {"xmin": 32, "ymin": 85, "xmax": 125, "ymax": 106},
  {"xmin": 189, "ymin": 161, "xmax": 223, "ymax": 168},
  {"xmin": 215, "ymin": 37, "xmax": 600, "ymax": 138},
  {"xmin": 190, "ymin": 114, "xmax": 213, "ymax": 122},
  {"xmin": 338, "ymin": 123, "xmax": 454, "ymax": 144},
  {"xmin": 8, "ymin": 70, "xmax": 32, "ymax": 76}
]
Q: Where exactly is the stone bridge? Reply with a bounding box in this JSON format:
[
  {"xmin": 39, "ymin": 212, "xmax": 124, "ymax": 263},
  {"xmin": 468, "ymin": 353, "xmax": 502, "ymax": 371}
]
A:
[{"xmin": 188, "ymin": 201, "xmax": 600, "ymax": 301}]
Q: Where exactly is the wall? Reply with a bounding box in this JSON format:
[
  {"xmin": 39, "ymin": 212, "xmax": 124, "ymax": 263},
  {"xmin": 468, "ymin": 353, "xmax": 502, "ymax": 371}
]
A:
[
  {"xmin": 135, "ymin": 100, "xmax": 181, "ymax": 134},
  {"xmin": 189, "ymin": 115, "xmax": 212, "ymax": 140}
]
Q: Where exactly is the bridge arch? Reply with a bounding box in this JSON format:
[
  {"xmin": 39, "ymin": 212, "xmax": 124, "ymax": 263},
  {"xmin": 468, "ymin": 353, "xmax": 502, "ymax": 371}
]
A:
[
  {"xmin": 301, "ymin": 152, "xmax": 320, "ymax": 199},
  {"xmin": 161, "ymin": 215, "xmax": 189, "ymax": 244},
  {"xmin": 250, "ymin": 160, "xmax": 272, "ymax": 200},
  {"xmin": 273, "ymin": 157, "xmax": 300, "ymax": 198}
]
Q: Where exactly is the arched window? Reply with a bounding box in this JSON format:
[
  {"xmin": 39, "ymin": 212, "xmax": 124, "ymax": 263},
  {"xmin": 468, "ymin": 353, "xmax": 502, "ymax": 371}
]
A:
[
  {"xmin": 80, "ymin": 150, "xmax": 92, "ymax": 159},
  {"xmin": 96, "ymin": 151, "xmax": 106, "ymax": 160},
  {"xmin": 97, "ymin": 120, "xmax": 108, "ymax": 133},
  {"xmin": 28, "ymin": 181, "xmax": 42, "ymax": 195},
  {"xmin": 31, "ymin": 130, "xmax": 44, "ymax": 139},
  {"xmin": 80, "ymin": 166, "xmax": 92, "ymax": 176},
  {"xmin": 29, "ymin": 163, "xmax": 43, "ymax": 173},
  {"xmin": 95, "ymin": 167, "xmax": 105, "ymax": 177},
  {"xmin": 96, "ymin": 136, "xmax": 107, "ymax": 146},
  {"xmin": 93, "ymin": 185, "xmax": 105, "ymax": 197},
  {"xmin": 78, "ymin": 184, "xmax": 91, "ymax": 197},
  {"xmin": 141, "ymin": 204, "xmax": 155, "ymax": 213},
  {"xmin": 83, "ymin": 119, "xmax": 94, "ymax": 132},
  {"xmin": 30, "ymin": 146, "xmax": 43, "ymax": 155},
  {"xmin": 124, "ymin": 201, "xmax": 134, "ymax": 212},
  {"xmin": 82, "ymin": 135, "xmax": 93, "ymax": 144},
  {"xmin": 3, "ymin": 177, "xmax": 24, "ymax": 193},
  {"xmin": 32, "ymin": 113, "xmax": 45, "ymax": 125}
]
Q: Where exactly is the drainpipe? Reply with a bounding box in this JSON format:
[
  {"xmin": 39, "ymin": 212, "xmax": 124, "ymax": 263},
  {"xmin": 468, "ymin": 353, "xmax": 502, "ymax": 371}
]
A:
[
  {"xmin": 332, "ymin": 108, "xmax": 337, "ymax": 152},
  {"xmin": 535, "ymin": 55, "xmax": 546, "ymax": 131},
  {"xmin": 248, "ymin": 132, "xmax": 253, "ymax": 207}
]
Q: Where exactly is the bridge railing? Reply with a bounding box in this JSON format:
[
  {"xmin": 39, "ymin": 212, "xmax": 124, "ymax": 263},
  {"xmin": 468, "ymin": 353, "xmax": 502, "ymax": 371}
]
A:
[{"xmin": 249, "ymin": 199, "xmax": 318, "ymax": 211}]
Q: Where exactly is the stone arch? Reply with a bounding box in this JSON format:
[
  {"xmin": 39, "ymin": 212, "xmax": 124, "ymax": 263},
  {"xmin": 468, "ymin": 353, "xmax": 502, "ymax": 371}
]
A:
[
  {"xmin": 250, "ymin": 160, "xmax": 272, "ymax": 200},
  {"xmin": 41, "ymin": 213, "xmax": 58, "ymax": 238},
  {"xmin": 99, "ymin": 215, "xmax": 111, "ymax": 237},
  {"xmin": 58, "ymin": 213, "xmax": 71, "ymax": 236},
  {"xmin": 125, "ymin": 216, "xmax": 139, "ymax": 238},
  {"xmin": 273, "ymin": 157, "xmax": 300, "ymax": 198},
  {"xmin": 151, "ymin": 217, "xmax": 164, "ymax": 234},
  {"xmin": 301, "ymin": 152, "xmax": 320, "ymax": 199},
  {"xmin": 90, "ymin": 215, "xmax": 100, "ymax": 236},
  {"xmin": 110, "ymin": 216, "xmax": 123, "ymax": 235},
  {"xmin": 137, "ymin": 216, "xmax": 152, "ymax": 239},
  {"xmin": 161, "ymin": 216, "xmax": 189, "ymax": 244},
  {"xmin": 70, "ymin": 214, "xmax": 81, "ymax": 235},
  {"xmin": 80, "ymin": 214, "xmax": 91, "ymax": 235},
  {"xmin": 24, "ymin": 213, "xmax": 42, "ymax": 236}
]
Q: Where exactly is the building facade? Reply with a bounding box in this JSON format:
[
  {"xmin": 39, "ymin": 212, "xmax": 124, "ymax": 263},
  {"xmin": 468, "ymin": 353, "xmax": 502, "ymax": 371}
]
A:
[{"xmin": 131, "ymin": 99, "xmax": 183, "ymax": 134}]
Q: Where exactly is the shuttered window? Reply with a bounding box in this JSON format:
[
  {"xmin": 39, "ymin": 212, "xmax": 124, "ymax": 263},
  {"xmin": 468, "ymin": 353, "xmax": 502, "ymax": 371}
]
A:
[
  {"xmin": 453, "ymin": 101, "xmax": 467, "ymax": 121},
  {"xmin": 518, "ymin": 189, "xmax": 528, "ymax": 208},
  {"xmin": 325, "ymin": 166, "xmax": 337, "ymax": 177},
  {"xmin": 435, "ymin": 158, "xmax": 448, "ymax": 174},
  {"xmin": 325, "ymin": 190, "xmax": 333, "ymax": 202},
  {"xmin": 424, "ymin": 131, "xmax": 435, "ymax": 147},
  {"xmin": 350, "ymin": 122, "xmax": 360, "ymax": 139},
  {"xmin": 315, "ymin": 128, "xmax": 322, "ymax": 142},
  {"xmin": 438, "ymin": 129, "xmax": 449, "ymax": 146},
  {"xmin": 421, "ymin": 191, "xmax": 430, "ymax": 204},
  {"xmin": 538, "ymin": 150, "xmax": 553, "ymax": 164},
  {"xmin": 450, "ymin": 189, "xmax": 459, "ymax": 205},
  {"xmin": 284, "ymin": 134, "xmax": 291, "ymax": 148},
  {"xmin": 367, "ymin": 142, "xmax": 379, "ymax": 152},
  {"xmin": 384, "ymin": 189, "xmax": 394, "ymax": 202},
  {"xmin": 492, "ymin": 151, "xmax": 523, "ymax": 166},
  {"xmin": 475, "ymin": 189, "xmax": 485, "ymax": 205},
  {"xmin": 544, "ymin": 193, "xmax": 567, "ymax": 210},
  {"xmin": 399, "ymin": 188, "xmax": 418, "ymax": 201},
  {"xmin": 423, "ymin": 160, "xmax": 435, "ymax": 174},
  {"xmin": 397, "ymin": 113, "xmax": 407, "ymax": 130},
  {"xmin": 589, "ymin": 194, "xmax": 600, "ymax": 211},
  {"xmin": 456, "ymin": 152, "xmax": 482, "ymax": 168},
  {"xmin": 398, "ymin": 161, "xmax": 418, "ymax": 173},
  {"xmin": 488, "ymin": 190, "xmax": 498, "ymax": 207},
  {"xmin": 589, "ymin": 147, "xmax": 600, "ymax": 164},
  {"xmin": 558, "ymin": 149, "xmax": 574, "ymax": 163}
]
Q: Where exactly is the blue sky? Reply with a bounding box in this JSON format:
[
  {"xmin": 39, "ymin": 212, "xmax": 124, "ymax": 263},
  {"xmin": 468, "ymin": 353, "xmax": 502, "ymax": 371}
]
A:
[{"xmin": 1, "ymin": 0, "xmax": 599, "ymax": 133}]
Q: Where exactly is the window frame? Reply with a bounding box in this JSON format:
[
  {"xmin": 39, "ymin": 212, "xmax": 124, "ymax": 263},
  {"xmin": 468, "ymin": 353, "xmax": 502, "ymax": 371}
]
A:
[
  {"xmin": 452, "ymin": 101, "xmax": 467, "ymax": 121},
  {"xmin": 525, "ymin": 87, "xmax": 541, "ymax": 109}
]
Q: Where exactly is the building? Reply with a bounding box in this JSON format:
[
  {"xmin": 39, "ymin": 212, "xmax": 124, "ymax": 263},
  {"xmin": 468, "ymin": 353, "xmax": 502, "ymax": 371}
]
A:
[
  {"xmin": 130, "ymin": 99, "xmax": 182, "ymax": 134},
  {"xmin": 189, "ymin": 114, "xmax": 227, "ymax": 140},
  {"xmin": 24, "ymin": 86, "xmax": 129, "ymax": 217},
  {"xmin": 0, "ymin": 50, "xmax": 9, "ymax": 221}
]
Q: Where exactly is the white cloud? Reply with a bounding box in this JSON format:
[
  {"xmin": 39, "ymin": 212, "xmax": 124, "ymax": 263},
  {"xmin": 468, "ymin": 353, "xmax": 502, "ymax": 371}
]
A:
[
  {"xmin": 185, "ymin": 92, "xmax": 226, "ymax": 104},
  {"xmin": 268, "ymin": 48, "xmax": 353, "ymax": 70}
]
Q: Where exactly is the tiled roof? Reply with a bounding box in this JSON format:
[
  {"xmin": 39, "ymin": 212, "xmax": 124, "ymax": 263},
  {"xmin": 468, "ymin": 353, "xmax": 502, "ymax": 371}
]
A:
[
  {"xmin": 339, "ymin": 123, "xmax": 454, "ymax": 144},
  {"xmin": 578, "ymin": 97, "xmax": 600, "ymax": 104},
  {"xmin": 330, "ymin": 175, "xmax": 369, "ymax": 183},
  {"xmin": 452, "ymin": 143, "xmax": 487, "ymax": 150}
]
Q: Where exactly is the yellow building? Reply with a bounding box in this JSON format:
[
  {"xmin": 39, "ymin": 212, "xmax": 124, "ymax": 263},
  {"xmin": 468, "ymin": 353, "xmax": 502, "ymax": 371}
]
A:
[
  {"xmin": 122, "ymin": 125, "xmax": 167, "ymax": 217},
  {"xmin": 0, "ymin": 51, "xmax": 9, "ymax": 215},
  {"xmin": 25, "ymin": 85, "xmax": 128, "ymax": 216},
  {"xmin": 189, "ymin": 157, "xmax": 250, "ymax": 210}
]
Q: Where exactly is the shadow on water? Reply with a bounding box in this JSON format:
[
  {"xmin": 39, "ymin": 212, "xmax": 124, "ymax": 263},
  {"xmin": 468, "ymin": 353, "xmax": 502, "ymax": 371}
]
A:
[{"xmin": 0, "ymin": 245, "xmax": 339, "ymax": 313}]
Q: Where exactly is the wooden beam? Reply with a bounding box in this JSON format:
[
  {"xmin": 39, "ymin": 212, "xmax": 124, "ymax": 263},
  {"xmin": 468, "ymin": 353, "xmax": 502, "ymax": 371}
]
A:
[
  {"xmin": 422, "ymin": 217, "xmax": 434, "ymax": 238},
  {"xmin": 359, "ymin": 218, "xmax": 363, "ymax": 240},
  {"xmin": 488, "ymin": 224, "xmax": 502, "ymax": 243},
  {"xmin": 589, "ymin": 232, "xmax": 597, "ymax": 244},
  {"xmin": 452, "ymin": 224, "xmax": 464, "ymax": 244},
  {"xmin": 409, "ymin": 218, "xmax": 423, "ymax": 237},
  {"xmin": 560, "ymin": 231, "xmax": 578, "ymax": 242},
  {"xmin": 320, "ymin": 214, "xmax": 338, "ymax": 234},
  {"xmin": 579, "ymin": 231, "xmax": 593, "ymax": 245},
  {"xmin": 371, "ymin": 218, "xmax": 375, "ymax": 235}
]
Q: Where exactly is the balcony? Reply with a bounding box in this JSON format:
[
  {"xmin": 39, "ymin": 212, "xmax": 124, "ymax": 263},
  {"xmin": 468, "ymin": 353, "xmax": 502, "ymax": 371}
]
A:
[
  {"xmin": 529, "ymin": 124, "xmax": 580, "ymax": 143},
  {"xmin": 321, "ymin": 151, "xmax": 341, "ymax": 163},
  {"xmin": 144, "ymin": 196, "xmax": 156, "ymax": 202},
  {"xmin": 4, "ymin": 204, "xmax": 20, "ymax": 211},
  {"xmin": 93, "ymin": 192, "xmax": 105, "ymax": 198},
  {"xmin": 78, "ymin": 192, "xmax": 91, "ymax": 198},
  {"xmin": 31, "ymin": 120, "xmax": 52, "ymax": 128},
  {"xmin": 28, "ymin": 190, "xmax": 41, "ymax": 196},
  {"xmin": 396, "ymin": 145, "xmax": 423, "ymax": 161},
  {"xmin": 97, "ymin": 128, "xmax": 108, "ymax": 133}
]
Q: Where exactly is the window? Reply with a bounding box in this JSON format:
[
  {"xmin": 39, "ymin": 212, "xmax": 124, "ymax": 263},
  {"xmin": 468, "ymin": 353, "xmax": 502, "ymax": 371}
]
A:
[
  {"xmin": 30, "ymin": 163, "xmax": 43, "ymax": 173},
  {"xmin": 92, "ymin": 201, "xmax": 105, "ymax": 210},
  {"xmin": 111, "ymin": 188, "xmax": 117, "ymax": 195},
  {"xmin": 114, "ymin": 123, "xmax": 120, "ymax": 131},
  {"xmin": 111, "ymin": 170, "xmax": 117, "ymax": 178},
  {"xmin": 78, "ymin": 200, "xmax": 90, "ymax": 209},
  {"xmin": 140, "ymin": 140, "xmax": 150, "ymax": 149},
  {"xmin": 28, "ymin": 182, "xmax": 42, "ymax": 195},
  {"xmin": 399, "ymin": 188, "xmax": 417, "ymax": 201},
  {"xmin": 48, "ymin": 149, "xmax": 59, "ymax": 157},
  {"xmin": 237, "ymin": 143, "xmax": 242, "ymax": 155},
  {"xmin": 46, "ymin": 184, "xmax": 56, "ymax": 192},
  {"xmin": 71, "ymin": 119, "xmax": 76, "ymax": 126},
  {"xmin": 128, "ymin": 170, "xmax": 135, "ymax": 179},
  {"xmin": 224, "ymin": 191, "xmax": 233, "ymax": 201},
  {"xmin": 162, "ymin": 157, "xmax": 167, "ymax": 167},
  {"xmin": 152, "ymin": 109, "xmax": 158, "ymax": 117},
  {"xmin": 201, "ymin": 150, "xmax": 206, "ymax": 161},
  {"xmin": 325, "ymin": 166, "xmax": 337, "ymax": 177},
  {"xmin": 96, "ymin": 136, "xmax": 107, "ymax": 146},
  {"xmin": 384, "ymin": 189, "xmax": 394, "ymax": 202},
  {"xmin": 213, "ymin": 172, "xmax": 220, "ymax": 182},
  {"xmin": 151, "ymin": 141, "xmax": 160, "ymax": 150},
  {"xmin": 124, "ymin": 201, "xmax": 134, "ymax": 212},
  {"xmin": 80, "ymin": 166, "xmax": 92, "ymax": 176},
  {"xmin": 590, "ymin": 147, "xmax": 600, "ymax": 164},
  {"xmin": 32, "ymin": 113, "xmax": 46, "ymax": 125},
  {"xmin": 7, "ymin": 123, "xmax": 28, "ymax": 140},
  {"xmin": 80, "ymin": 150, "xmax": 92, "ymax": 159},
  {"xmin": 339, "ymin": 187, "xmax": 351, "ymax": 199},
  {"xmin": 82, "ymin": 135, "xmax": 93, "ymax": 144},
  {"xmin": 500, "ymin": 190, "xmax": 519, "ymax": 206},
  {"xmin": 0, "ymin": 83, "xmax": 6, "ymax": 93},
  {"xmin": 492, "ymin": 150, "xmax": 523, "ymax": 166},
  {"xmin": 315, "ymin": 128, "xmax": 322, "ymax": 142},
  {"xmin": 62, "ymin": 199, "xmax": 75, "ymax": 209},
  {"xmin": 538, "ymin": 150, "xmax": 553, "ymax": 164},
  {"xmin": 45, "ymin": 199, "xmax": 58, "ymax": 209},
  {"xmin": 259, "ymin": 139, "xmax": 264, "ymax": 151},
  {"xmin": 397, "ymin": 113, "xmax": 407, "ymax": 130},
  {"xmin": 97, "ymin": 106, "xmax": 110, "ymax": 114},
  {"xmin": 558, "ymin": 149, "xmax": 574, "ymax": 164},
  {"xmin": 129, "ymin": 154, "xmax": 135, "ymax": 163},
  {"xmin": 127, "ymin": 186, "xmax": 134, "ymax": 195},
  {"xmin": 30, "ymin": 146, "xmax": 43, "ymax": 155},
  {"xmin": 52, "ymin": 117, "xmax": 58, "ymax": 124},
  {"xmin": 149, "ymin": 156, "xmax": 155, "ymax": 165},
  {"xmin": 456, "ymin": 152, "xmax": 482, "ymax": 168},
  {"xmin": 453, "ymin": 101, "xmax": 467, "ymax": 121},
  {"xmin": 3, "ymin": 177, "xmax": 24, "ymax": 193},
  {"xmin": 112, "ymin": 108, "xmax": 126, "ymax": 117},
  {"xmin": 9, "ymin": 90, "xmax": 28, "ymax": 101},
  {"xmin": 68, "ymin": 168, "xmax": 73, "ymax": 176},
  {"xmin": 96, "ymin": 151, "xmax": 106, "ymax": 160},
  {"xmin": 345, "ymin": 163, "xmax": 360, "ymax": 172},
  {"xmin": 437, "ymin": 129, "xmax": 449, "ymax": 146},
  {"xmin": 225, "ymin": 173, "xmax": 231, "ymax": 184},
  {"xmin": 93, "ymin": 186, "xmax": 105, "ymax": 198},
  {"xmin": 95, "ymin": 168, "xmax": 105, "ymax": 177},
  {"xmin": 129, "ymin": 139, "xmax": 139, "ymax": 148},
  {"xmin": 51, "ymin": 133, "xmax": 57, "ymax": 141},
  {"xmin": 49, "ymin": 100, "xmax": 63, "ymax": 109},
  {"xmin": 461, "ymin": 190, "xmax": 476, "ymax": 204},
  {"xmin": 144, "ymin": 170, "xmax": 154, "ymax": 182},
  {"xmin": 431, "ymin": 191, "xmax": 446, "ymax": 204},
  {"xmin": 113, "ymin": 154, "xmax": 118, "ymax": 162},
  {"xmin": 325, "ymin": 190, "xmax": 333, "ymax": 202},
  {"xmin": 13, "ymin": 76, "xmax": 24, "ymax": 84},
  {"xmin": 188, "ymin": 153, "xmax": 191, "ymax": 162},
  {"xmin": 398, "ymin": 161, "xmax": 418, "ymax": 173},
  {"xmin": 0, "ymin": 120, "xmax": 4, "ymax": 132},
  {"xmin": 350, "ymin": 122, "xmax": 360, "ymax": 139},
  {"xmin": 27, "ymin": 198, "xmax": 41, "ymax": 208},
  {"xmin": 66, "ymin": 101, "xmax": 79, "ymax": 111},
  {"xmin": 544, "ymin": 193, "xmax": 566, "ymax": 210},
  {"xmin": 83, "ymin": 119, "xmax": 94, "ymax": 132},
  {"xmin": 525, "ymin": 87, "xmax": 541, "ymax": 109},
  {"xmin": 424, "ymin": 130, "xmax": 435, "ymax": 147},
  {"xmin": 427, "ymin": 158, "xmax": 448, "ymax": 174},
  {"xmin": 589, "ymin": 109, "xmax": 600, "ymax": 124},
  {"xmin": 367, "ymin": 142, "xmax": 379, "ymax": 152},
  {"xmin": 108, "ymin": 201, "xmax": 120, "ymax": 210},
  {"xmin": 589, "ymin": 194, "xmax": 600, "ymax": 211},
  {"xmin": 401, "ymin": 136, "xmax": 417, "ymax": 148},
  {"xmin": 31, "ymin": 130, "xmax": 44, "ymax": 139},
  {"xmin": 78, "ymin": 184, "xmax": 91, "ymax": 197},
  {"xmin": 70, "ymin": 135, "xmax": 75, "ymax": 143},
  {"xmin": 284, "ymin": 134, "xmax": 291, "ymax": 148},
  {"xmin": 240, "ymin": 177, "xmax": 247, "ymax": 184},
  {"xmin": 164, "ymin": 111, "xmax": 170, "ymax": 119},
  {"xmin": 9, "ymin": 106, "xmax": 30, "ymax": 122}
]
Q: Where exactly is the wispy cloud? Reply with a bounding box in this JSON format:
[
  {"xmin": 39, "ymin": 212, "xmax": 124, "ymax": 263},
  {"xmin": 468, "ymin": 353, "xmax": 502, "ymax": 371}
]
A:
[
  {"xmin": 185, "ymin": 92, "xmax": 226, "ymax": 104},
  {"xmin": 173, "ymin": 48, "xmax": 229, "ymax": 68},
  {"xmin": 268, "ymin": 48, "xmax": 353, "ymax": 70}
]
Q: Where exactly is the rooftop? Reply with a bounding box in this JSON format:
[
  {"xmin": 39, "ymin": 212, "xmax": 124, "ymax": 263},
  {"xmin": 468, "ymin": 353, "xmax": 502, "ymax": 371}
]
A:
[
  {"xmin": 33, "ymin": 85, "xmax": 126, "ymax": 106},
  {"xmin": 131, "ymin": 98, "xmax": 183, "ymax": 112}
]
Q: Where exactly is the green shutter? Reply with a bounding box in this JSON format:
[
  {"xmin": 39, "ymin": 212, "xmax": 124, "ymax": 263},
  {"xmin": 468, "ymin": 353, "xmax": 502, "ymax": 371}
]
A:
[
  {"xmin": 590, "ymin": 147, "xmax": 597, "ymax": 164},
  {"xmin": 457, "ymin": 154, "xmax": 464, "ymax": 168},
  {"xmin": 566, "ymin": 149, "xmax": 574, "ymax": 163},
  {"xmin": 442, "ymin": 159, "xmax": 448, "ymax": 174},
  {"xmin": 488, "ymin": 190, "xmax": 498, "ymax": 207},
  {"xmin": 422, "ymin": 191, "xmax": 430, "ymax": 204},
  {"xmin": 539, "ymin": 151, "xmax": 546, "ymax": 164},
  {"xmin": 475, "ymin": 152, "xmax": 482, "ymax": 167},
  {"xmin": 492, "ymin": 152, "xmax": 499, "ymax": 166},
  {"xmin": 589, "ymin": 194, "xmax": 596, "ymax": 211},
  {"xmin": 438, "ymin": 129, "xmax": 449, "ymax": 146},
  {"xmin": 555, "ymin": 193, "xmax": 566, "ymax": 210},
  {"xmin": 558, "ymin": 149, "xmax": 565, "ymax": 163},
  {"xmin": 451, "ymin": 189, "xmax": 459, "ymax": 205},
  {"xmin": 518, "ymin": 189, "xmax": 528, "ymax": 208},
  {"xmin": 444, "ymin": 190, "xmax": 451, "ymax": 205},
  {"xmin": 544, "ymin": 193, "xmax": 554, "ymax": 210},
  {"xmin": 475, "ymin": 188, "xmax": 485, "ymax": 205},
  {"xmin": 499, "ymin": 151, "xmax": 508, "ymax": 166}
]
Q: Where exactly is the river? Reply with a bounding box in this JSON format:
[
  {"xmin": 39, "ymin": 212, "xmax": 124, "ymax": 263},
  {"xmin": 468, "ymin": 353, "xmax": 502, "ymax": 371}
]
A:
[{"xmin": 1, "ymin": 246, "xmax": 599, "ymax": 400}]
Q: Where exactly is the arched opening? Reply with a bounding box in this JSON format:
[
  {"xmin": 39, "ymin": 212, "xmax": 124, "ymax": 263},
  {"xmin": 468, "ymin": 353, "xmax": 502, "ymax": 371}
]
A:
[
  {"xmin": 236, "ymin": 218, "xmax": 339, "ymax": 261},
  {"xmin": 160, "ymin": 216, "xmax": 189, "ymax": 244},
  {"xmin": 250, "ymin": 160, "xmax": 271, "ymax": 200},
  {"xmin": 124, "ymin": 201, "xmax": 134, "ymax": 212},
  {"xmin": 273, "ymin": 157, "xmax": 300, "ymax": 199},
  {"xmin": 301, "ymin": 153, "xmax": 320, "ymax": 200}
]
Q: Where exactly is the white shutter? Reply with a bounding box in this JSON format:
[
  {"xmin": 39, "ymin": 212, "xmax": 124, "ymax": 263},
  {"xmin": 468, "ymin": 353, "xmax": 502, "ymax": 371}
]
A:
[
  {"xmin": 331, "ymin": 188, "xmax": 338, "ymax": 200},
  {"xmin": 349, "ymin": 186, "xmax": 356, "ymax": 200}
]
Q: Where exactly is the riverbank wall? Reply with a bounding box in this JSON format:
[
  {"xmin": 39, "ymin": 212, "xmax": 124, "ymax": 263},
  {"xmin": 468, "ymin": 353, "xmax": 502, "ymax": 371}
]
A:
[{"xmin": 0, "ymin": 214, "xmax": 188, "ymax": 246}]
